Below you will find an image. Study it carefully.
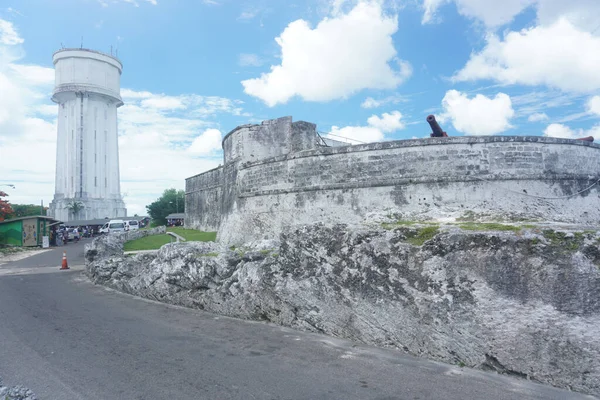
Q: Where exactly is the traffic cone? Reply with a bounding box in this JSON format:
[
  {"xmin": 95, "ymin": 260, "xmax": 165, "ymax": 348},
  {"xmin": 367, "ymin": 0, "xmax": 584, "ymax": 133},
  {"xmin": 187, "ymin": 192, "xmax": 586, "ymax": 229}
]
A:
[{"xmin": 60, "ymin": 251, "xmax": 69, "ymax": 270}]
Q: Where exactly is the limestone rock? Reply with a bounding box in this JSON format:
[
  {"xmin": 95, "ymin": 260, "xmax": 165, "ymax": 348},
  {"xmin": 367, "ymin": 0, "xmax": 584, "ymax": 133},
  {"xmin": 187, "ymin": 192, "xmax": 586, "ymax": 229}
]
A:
[
  {"xmin": 85, "ymin": 223, "xmax": 600, "ymax": 397},
  {"xmin": 0, "ymin": 378, "xmax": 37, "ymax": 400}
]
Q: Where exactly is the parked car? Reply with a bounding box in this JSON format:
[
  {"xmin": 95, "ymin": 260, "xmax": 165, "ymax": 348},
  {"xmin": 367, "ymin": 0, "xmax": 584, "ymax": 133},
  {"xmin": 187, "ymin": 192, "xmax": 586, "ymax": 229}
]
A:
[
  {"xmin": 107, "ymin": 220, "xmax": 126, "ymax": 234},
  {"xmin": 99, "ymin": 223, "xmax": 109, "ymax": 234},
  {"xmin": 67, "ymin": 228, "xmax": 80, "ymax": 241},
  {"xmin": 125, "ymin": 220, "xmax": 139, "ymax": 231}
]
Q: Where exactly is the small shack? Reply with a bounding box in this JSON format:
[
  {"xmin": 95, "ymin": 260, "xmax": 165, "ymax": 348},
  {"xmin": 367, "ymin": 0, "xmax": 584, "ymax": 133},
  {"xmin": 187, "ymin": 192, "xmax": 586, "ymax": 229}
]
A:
[
  {"xmin": 0, "ymin": 216, "xmax": 61, "ymax": 247},
  {"xmin": 166, "ymin": 213, "xmax": 185, "ymax": 227}
]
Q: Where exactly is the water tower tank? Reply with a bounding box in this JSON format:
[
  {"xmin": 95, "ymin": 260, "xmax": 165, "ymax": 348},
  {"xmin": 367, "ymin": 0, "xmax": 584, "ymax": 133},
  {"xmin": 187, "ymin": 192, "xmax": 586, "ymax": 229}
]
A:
[{"xmin": 48, "ymin": 48, "xmax": 127, "ymax": 222}]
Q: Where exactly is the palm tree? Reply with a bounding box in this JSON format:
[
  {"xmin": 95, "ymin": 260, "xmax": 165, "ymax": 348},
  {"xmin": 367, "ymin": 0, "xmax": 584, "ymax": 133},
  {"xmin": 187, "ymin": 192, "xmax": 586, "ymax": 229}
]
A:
[{"xmin": 66, "ymin": 201, "xmax": 85, "ymax": 220}]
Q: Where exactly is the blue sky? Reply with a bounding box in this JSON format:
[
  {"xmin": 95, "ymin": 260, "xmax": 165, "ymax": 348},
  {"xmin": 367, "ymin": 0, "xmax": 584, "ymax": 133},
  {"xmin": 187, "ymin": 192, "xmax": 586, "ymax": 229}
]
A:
[{"xmin": 1, "ymin": 0, "xmax": 600, "ymax": 215}]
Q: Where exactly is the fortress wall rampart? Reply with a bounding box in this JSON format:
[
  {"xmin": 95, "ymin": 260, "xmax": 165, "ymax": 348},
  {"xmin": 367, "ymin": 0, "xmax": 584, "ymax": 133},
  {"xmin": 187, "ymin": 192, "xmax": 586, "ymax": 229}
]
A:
[
  {"xmin": 220, "ymin": 137, "xmax": 600, "ymax": 244},
  {"xmin": 185, "ymin": 166, "xmax": 223, "ymax": 231},
  {"xmin": 235, "ymin": 137, "xmax": 600, "ymax": 196},
  {"xmin": 187, "ymin": 123, "xmax": 600, "ymax": 244}
]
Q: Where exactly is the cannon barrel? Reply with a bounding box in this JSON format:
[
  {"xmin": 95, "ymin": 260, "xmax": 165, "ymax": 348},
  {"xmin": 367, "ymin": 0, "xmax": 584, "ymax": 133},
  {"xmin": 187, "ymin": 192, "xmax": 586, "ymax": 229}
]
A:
[{"xmin": 427, "ymin": 114, "xmax": 447, "ymax": 137}]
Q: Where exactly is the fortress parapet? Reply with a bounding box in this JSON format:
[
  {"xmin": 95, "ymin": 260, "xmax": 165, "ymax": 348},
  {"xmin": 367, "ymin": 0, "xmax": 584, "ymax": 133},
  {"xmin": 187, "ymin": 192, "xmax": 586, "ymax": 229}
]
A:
[{"xmin": 222, "ymin": 116, "xmax": 318, "ymax": 165}]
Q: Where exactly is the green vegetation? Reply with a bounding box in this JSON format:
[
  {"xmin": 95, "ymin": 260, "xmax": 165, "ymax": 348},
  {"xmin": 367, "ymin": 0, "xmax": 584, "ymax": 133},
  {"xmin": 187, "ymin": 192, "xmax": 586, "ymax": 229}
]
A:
[
  {"xmin": 123, "ymin": 234, "xmax": 173, "ymax": 251},
  {"xmin": 145, "ymin": 188, "xmax": 185, "ymax": 226},
  {"xmin": 542, "ymin": 229, "xmax": 586, "ymax": 251},
  {"xmin": 458, "ymin": 222, "xmax": 521, "ymax": 232},
  {"xmin": 167, "ymin": 227, "xmax": 216, "ymax": 242},
  {"xmin": 405, "ymin": 226, "xmax": 439, "ymax": 246},
  {"xmin": 4, "ymin": 203, "xmax": 48, "ymax": 219},
  {"xmin": 123, "ymin": 228, "xmax": 216, "ymax": 251},
  {"xmin": 201, "ymin": 252, "xmax": 219, "ymax": 257}
]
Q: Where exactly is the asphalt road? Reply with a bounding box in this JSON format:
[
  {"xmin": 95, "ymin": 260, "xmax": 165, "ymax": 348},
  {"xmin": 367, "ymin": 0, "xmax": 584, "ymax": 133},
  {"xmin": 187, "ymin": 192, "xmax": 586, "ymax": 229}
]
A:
[{"xmin": 0, "ymin": 241, "xmax": 596, "ymax": 400}]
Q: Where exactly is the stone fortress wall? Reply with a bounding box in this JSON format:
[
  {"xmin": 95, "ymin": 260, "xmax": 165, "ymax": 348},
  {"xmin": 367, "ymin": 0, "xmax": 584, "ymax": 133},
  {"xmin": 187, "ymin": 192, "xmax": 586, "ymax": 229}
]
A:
[{"xmin": 185, "ymin": 116, "xmax": 600, "ymax": 244}]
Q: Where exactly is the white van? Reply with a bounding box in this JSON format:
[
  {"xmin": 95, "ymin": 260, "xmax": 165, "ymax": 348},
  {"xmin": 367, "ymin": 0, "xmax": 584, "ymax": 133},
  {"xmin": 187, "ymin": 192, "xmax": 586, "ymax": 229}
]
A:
[
  {"xmin": 125, "ymin": 220, "xmax": 139, "ymax": 231},
  {"xmin": 107, "ymin": 219, "xmax": 126, "ymax": 234}
]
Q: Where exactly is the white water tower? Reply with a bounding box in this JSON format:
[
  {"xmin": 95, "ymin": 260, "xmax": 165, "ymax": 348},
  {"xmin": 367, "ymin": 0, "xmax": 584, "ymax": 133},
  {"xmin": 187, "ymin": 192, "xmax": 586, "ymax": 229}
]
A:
[{"xmin": 48, "ymin": 48, "xmax": 127, "ymax": 221}]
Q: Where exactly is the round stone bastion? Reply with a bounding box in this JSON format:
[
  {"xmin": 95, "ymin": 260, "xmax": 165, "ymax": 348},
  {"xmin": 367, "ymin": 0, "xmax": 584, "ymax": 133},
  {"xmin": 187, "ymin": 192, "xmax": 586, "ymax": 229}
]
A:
[{"xmin": 186, "ymin": 126, "xmax": 600, "ymax": 245}]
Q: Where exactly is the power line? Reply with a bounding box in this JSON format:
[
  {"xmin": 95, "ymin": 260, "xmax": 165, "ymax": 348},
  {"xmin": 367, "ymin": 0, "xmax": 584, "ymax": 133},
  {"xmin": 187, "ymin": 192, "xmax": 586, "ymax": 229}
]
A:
[{"xmin": 318, "ymin": 131, "xmax": 367, "ymax": 144}]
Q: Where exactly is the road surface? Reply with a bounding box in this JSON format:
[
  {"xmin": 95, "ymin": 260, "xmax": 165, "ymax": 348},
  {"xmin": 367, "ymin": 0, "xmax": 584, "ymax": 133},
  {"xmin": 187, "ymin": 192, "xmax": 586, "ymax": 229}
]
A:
[{"xmin": 0, "ymin": 240, "xmax": 595, "ymax": 399}]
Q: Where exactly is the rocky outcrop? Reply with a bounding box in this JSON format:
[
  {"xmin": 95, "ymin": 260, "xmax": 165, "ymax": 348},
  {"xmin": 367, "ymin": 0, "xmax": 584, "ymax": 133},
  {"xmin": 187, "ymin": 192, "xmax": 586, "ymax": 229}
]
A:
[
  {"xmin": 85, "ymin": 223, "xmax": 600, "ymax": 396},
  {"xmin": 0, "ymin": 377, "xmax": 37, "ymax": 400}
]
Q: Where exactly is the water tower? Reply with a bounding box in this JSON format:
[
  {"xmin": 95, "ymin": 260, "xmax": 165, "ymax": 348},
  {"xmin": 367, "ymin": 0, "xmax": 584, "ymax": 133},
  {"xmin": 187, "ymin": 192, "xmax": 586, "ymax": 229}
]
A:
[{"xmin": 48, "ymin": 48, "xmax": 127, "ymax": 222}]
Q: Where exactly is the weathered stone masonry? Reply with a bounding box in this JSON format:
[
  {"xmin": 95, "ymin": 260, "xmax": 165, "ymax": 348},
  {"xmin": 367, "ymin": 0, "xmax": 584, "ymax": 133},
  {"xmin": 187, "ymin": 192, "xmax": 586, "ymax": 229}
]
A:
[{"xmin": 186, "ymin": 116, "xmax": 600, "ymax": 244}]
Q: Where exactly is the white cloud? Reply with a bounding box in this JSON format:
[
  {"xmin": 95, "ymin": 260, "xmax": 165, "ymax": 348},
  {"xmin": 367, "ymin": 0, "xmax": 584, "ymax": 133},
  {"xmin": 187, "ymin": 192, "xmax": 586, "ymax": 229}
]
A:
[
  {"xmin": 441, "ymin": 90, "xmax": 514, "ymax": 135},
  {"xmin": 187, "ymin": 129, "xmax": 222, "ymax": 155},
  {"xmin": 421, "ymin": 0, "xmax": 599, "ymax": 30},
  {"xmin": 0, "ymin": 34, "xmax": 56, "ymax": 207},
  {"xmin": 361, "ymin": 93, "xmax": 409, "ymax": 108},
  {"xmin": 361, "ymin": 97, "xmax": 382, "ymax": 109},
  {"xmin": 121, "ymin": 88, "xmax": 153, "ymax": 99},
  {"xmin": 422, "ymin": 0, "xmax": 534, "ymax": 27},
  {"xmin": 238, "ymin": 9, "xmax": 259, "ymax": 20},
  {"xmin": 422, "ymin": 0, "xmax": 448, "ymax": 24},
  {"xmin": 528, "ymin": 112, "xmax": 548, "ymax": 122},
  {"xmin": 242, "ymin": 1, "xmax": 410, "ymax": 106},
  {"xmin": 115, "ymin": 90, "xmax": 246, "ymax": 215},
  {"xmin": 544, "ymin": 123, "xmax": 600, "ymax": 140},
  {"xmin": 326, "ymin": 110, "xmax": 404, "ymax": 143},
  {"xmin": 454, "ymin": 19, "xmax": 600, "ymax": 93},
  {"xmin": 367, "ymin": 111, "xmax": 404, "ymax": 132},
  {"xmin": 141, "ymin": 95, "xmax": 185, "ymax": 110},
  {"xmin": 536, "ymin": 0, "xmax": 600, "ymax": 32},
  {"xmin": 328, "ymin": 125, "xmax": 384, "ymax": 143},
  {"xmin": 239, "ymin": 53, "xmax": 263, "ymax": 67},
  {"xmin": 0, "ymin": 19, "xmax": 24, "ymax": 45},
  {"xmin": 586, "ymin": 96, "xmax": 600, "ymax": 116}
]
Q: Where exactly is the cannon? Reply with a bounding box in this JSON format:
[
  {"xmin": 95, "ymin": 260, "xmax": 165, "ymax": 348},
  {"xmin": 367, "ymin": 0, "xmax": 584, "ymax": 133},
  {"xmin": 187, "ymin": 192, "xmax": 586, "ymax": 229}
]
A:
[
  {"xmin": 576, "ymin": 136, "xmax": 594, "ymax": 142},
  {"xmin": 427, "ymin": 115, "xmax": 448, "ymax": 137}
]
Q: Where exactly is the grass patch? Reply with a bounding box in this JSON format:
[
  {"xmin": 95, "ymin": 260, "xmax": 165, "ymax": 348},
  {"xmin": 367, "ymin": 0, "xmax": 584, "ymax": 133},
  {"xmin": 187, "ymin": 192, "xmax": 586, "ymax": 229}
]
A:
[
  {"xmin": 521, "ymin": 224, "xmax": 537, "ymax": 229},
  {"xmin": 542, "ymin": 229, "xmax": 584, "ymax": 251},
  {"xmin": 405, "ymin": 226, "xmax": 439, "ymax": 246},
  {"xmin": 167, "ymin": 227, "xmax": 216, "ymax": 242},
  {"xmin": 458, "ymin": 222, "xmax": 521, "ymax": 232},
  {"xmin": 201, "ymin": 252, "xmax": 219, "ymax": 257},
  {"xmin": 124, "ymin": 228, "xmax": 217, "ymax": 251},
  {"xmin": 124, "ymin": 235, "xmax": 173, "ymax": 251},
  {"xmin": 0, "ymin": 246, "xmax": 23, "ymax": 255}
]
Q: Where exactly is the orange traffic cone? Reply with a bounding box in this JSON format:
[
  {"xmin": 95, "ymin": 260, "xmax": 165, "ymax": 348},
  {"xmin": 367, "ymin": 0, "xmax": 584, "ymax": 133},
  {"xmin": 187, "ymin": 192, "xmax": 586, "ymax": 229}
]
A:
[{"xmin": 60, "ymin": 251, "xmax": 69, "ymax": 270}]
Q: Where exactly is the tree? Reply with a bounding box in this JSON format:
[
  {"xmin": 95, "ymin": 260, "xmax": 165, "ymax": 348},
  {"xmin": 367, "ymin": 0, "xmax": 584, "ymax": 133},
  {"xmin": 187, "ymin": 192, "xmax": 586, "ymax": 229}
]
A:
[
  {"xmin": 146, "ymin": 188, "xmax": 185, "ymax": 226},
  {"xmin": 6, "ymin": 204, "xmax": 47, "ymax": 219},
  {"xmin": 0, "ymin": 191, "xmax": 13, "ymax": 222},
  {"xmin": 66, "ymin": 201, "xmax": 85, "ymax": 219}
]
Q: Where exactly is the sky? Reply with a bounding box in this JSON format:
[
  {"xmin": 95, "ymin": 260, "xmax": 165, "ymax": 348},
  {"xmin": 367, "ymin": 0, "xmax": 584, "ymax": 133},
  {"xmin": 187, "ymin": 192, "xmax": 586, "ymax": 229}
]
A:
[{"xmin": 1, "ymin": 0, "xmax": 600, "ymax": 216}]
